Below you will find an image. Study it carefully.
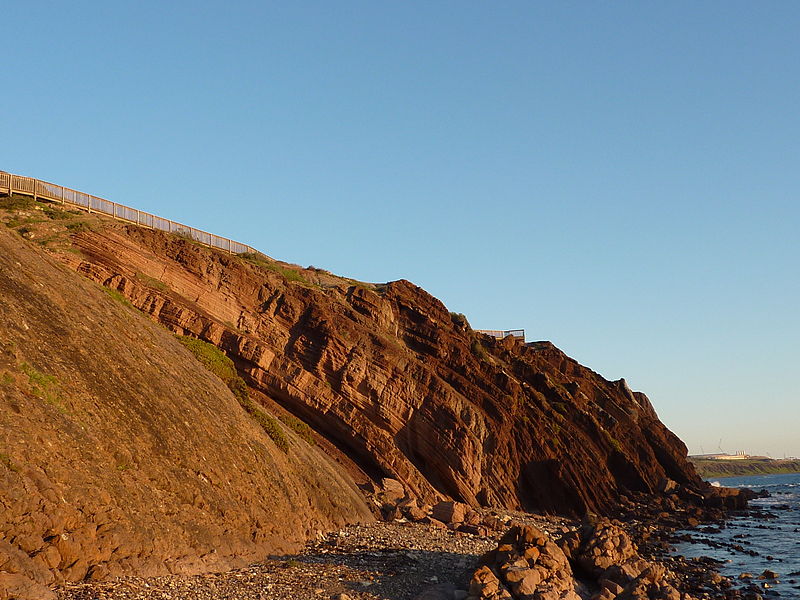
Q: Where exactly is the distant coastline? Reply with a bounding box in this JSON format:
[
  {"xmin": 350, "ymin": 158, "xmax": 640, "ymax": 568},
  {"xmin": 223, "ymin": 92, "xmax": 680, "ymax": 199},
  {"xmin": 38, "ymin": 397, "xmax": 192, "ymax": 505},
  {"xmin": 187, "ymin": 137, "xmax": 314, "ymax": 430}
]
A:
[{"xmin": 689, "ymin": 456, "xmax": 800, "ymax": 478}]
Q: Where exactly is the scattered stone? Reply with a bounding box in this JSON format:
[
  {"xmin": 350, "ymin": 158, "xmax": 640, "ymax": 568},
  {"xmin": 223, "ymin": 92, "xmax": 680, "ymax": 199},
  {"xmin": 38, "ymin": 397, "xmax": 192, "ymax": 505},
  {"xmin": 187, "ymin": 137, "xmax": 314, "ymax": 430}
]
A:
[
  {"xmin": 760, "ymin": 569, "xmax": 778, "ymax": 580},
  {"xmin": 432, "ymin": 502, "xmax": 470, "ymax": 525}
]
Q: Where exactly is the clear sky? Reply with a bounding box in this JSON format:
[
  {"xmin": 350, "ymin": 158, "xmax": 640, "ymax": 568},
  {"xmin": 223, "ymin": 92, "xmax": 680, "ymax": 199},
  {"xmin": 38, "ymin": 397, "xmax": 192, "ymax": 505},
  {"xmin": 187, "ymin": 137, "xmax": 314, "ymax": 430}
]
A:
[{"xmin": 3, "ymin": 2, "xmax": 798, "ymax": 458}]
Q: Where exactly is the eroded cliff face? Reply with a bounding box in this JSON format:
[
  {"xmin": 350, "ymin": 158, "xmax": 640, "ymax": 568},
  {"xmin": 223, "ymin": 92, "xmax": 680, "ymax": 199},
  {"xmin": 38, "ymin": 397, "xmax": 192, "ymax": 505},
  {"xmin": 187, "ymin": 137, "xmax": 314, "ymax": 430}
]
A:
[
  {"xmin": 25, "ymin": 211, "xmax": 705, "ymax": 519},
  {"xmin": 0, "ymin": 223, "xmax": 372, "ymax": 598}
]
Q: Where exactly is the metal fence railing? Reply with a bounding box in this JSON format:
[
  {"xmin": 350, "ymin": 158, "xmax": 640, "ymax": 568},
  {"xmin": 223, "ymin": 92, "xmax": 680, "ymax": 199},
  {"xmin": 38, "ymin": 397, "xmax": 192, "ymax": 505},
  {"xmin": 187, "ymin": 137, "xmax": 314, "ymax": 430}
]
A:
[
  {"xmin": 0, "ymin": 170, "xmax": 257, "ymax": 255},
  {"xmin": 476, "ymin": 329, "xmax": 526, "ymax": 341}
]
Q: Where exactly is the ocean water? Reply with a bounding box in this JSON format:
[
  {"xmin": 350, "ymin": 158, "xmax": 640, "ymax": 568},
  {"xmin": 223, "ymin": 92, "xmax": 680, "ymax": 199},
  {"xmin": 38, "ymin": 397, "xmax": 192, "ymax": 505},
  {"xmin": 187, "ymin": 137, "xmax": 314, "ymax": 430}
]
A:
[{"xmin": 675, "ymin": 472, "xmax": 800, "ymax": 598}]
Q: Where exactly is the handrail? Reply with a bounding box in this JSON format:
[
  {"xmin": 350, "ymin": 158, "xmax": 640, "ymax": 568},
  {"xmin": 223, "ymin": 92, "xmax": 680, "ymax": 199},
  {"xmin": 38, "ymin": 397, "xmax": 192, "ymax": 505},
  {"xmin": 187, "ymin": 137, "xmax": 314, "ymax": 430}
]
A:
[
  {"xmin": 476, "ymin": 329, "xmax": 525, "ymax": 341},
  {"xmin": 0, "ymin": 170, "xmax": 256, "ymax": 255}
]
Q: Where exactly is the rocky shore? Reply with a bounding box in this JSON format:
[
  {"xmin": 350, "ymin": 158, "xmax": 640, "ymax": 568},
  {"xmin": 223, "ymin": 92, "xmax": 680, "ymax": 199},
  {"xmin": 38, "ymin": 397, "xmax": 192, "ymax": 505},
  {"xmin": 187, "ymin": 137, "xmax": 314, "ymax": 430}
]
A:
[{"xmin": 55, "ymin": 484, "xmax": 765, "ymax": 600}]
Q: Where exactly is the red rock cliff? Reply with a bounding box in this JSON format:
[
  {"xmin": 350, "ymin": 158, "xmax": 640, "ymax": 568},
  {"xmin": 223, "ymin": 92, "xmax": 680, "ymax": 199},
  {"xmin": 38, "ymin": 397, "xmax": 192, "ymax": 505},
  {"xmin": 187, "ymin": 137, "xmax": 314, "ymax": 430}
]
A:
[{"xmin": 48, "ymin": 218, "xmax": 702, "ymax": 518}]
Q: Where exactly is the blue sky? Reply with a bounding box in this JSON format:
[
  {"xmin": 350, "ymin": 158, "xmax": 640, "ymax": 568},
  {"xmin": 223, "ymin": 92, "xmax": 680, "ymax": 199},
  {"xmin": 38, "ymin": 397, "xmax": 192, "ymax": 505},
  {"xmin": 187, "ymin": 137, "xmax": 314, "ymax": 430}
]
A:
[{"xmin": 3, "ymin": 2, "xmax": 798, "ymax": 458}]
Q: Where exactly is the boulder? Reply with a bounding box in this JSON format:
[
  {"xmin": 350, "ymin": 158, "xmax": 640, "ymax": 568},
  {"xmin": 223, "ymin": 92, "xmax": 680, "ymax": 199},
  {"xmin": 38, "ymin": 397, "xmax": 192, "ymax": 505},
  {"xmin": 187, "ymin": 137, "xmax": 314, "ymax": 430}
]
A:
[
  {"xmin": 469, "ymin": 525, "xmax": 580, "ymax": 600},
  {"xmin": 0, "ymin": 573, "xmax": 56, "ymax": 600},
  {"xmin": 469, "ymin": 522, "xmax": 686, "ymax": 600},
  {"xmin": 377, "ymin": 478, "xmax": 407, "ymax": 511},
  {"xmin": 658, "ymin": 478, "xmax": 679, "ymax": 494},
  {"xmin": 432, "ymin": 501, "xmax": 470, "ymax": 524}
]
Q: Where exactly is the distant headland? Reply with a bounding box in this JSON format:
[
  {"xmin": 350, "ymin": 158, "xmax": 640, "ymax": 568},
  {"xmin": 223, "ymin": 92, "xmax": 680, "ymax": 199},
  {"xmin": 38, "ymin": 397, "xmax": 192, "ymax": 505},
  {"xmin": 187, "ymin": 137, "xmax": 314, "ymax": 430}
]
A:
[{"xmin": 689, "ymin": 453, "xmax": 800, "ymax": 478}]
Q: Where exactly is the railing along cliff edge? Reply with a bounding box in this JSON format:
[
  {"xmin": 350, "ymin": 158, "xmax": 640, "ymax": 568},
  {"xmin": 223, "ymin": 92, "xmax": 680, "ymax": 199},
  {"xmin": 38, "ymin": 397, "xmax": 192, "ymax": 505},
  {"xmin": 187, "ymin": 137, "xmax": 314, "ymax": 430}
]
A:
[
  {"xmin": 0, "ymin": 170, "xmax": 256, "ymax": 255},
  {"xmin": 475, "ymin": 329, "xmax": 525, "ymax": 341}
]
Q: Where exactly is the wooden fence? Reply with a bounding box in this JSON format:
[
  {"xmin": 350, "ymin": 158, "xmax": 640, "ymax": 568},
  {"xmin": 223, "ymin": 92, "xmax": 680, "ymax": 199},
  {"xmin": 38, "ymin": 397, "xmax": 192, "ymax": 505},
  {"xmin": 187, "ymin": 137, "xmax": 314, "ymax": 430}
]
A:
[{"xmin": 0, "ymin": 170, "xmax": 256, "ymax": 254}]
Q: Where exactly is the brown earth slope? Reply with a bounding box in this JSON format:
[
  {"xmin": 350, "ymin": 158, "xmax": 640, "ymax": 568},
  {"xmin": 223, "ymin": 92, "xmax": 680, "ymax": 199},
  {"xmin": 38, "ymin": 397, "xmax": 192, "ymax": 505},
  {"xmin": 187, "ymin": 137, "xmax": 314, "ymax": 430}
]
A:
[
  {"xmin": 0, "ymin": 221, "xmax": 372, "ymax": 599},
  {"xmin": 1, "ymin": 197, "xmax": 704, "ymax": 521}
]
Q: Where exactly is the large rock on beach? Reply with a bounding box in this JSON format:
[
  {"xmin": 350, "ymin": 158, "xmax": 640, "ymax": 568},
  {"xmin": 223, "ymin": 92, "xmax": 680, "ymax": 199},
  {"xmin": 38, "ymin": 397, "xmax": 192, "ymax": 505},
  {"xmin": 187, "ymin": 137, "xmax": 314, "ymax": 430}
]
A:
[{"xmin": 469, "ymin": 523, "xmax": 695, "ymax": 600}]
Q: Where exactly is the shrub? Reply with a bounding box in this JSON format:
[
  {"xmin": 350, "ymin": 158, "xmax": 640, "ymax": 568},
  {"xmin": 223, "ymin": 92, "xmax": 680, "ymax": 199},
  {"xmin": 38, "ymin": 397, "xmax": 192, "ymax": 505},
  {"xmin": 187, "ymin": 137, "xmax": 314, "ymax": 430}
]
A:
[
  {"xmin": 239, "ymin": 253, "xmax": 309, "ymax": 285},
  {"xmin": 66, "ymin": 221, "xmax": 91, "ymax": 233},
  {"xmin": 450, "ymin": 312, "xmax": 471, "ymax": 330},
  {"xmin": 20, "ymin": 362, "xmax": 65, "ymax": 411},
  {"xmin": 0, "ymin": 453, "xmax": 20, "ymax": 473},
  {"xmin": 279, "ymin": 414, "xmax": 315, "ymax": 445},
  {"xmin": 175, "ymin": 335, "xmax": 291, "ymax": 452},
  {"xmin": 254, "ymin": 412, "xmax": 289, "ymax": 453},
  {"xmin": 470, "ymin": 338, "xmax": 488, "ymax": 360},
  {"xmin": 175, "ymin": 335, "xmax": 248, "ymax": 403},
  {"xmin": 601, "ymin": 428, "xmax": 623, "ymax": 453},
  {"xmin": 0, "ymin": 194, "xmax": 35, "ymax": 210},
  {"xmin": 42, "ymin": 205, "xmax": 72, "ymax": 220}
]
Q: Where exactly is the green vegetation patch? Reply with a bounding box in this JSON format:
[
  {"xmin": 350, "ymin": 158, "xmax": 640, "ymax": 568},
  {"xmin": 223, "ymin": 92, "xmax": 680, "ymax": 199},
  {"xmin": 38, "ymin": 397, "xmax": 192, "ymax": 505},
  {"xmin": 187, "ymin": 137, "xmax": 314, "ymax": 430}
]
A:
[
  {"xmin": 42, "ymin": 205, "xmax": 72, "ymax": 220},
  {"xmin": 470, "ymin": 338, "xmax": 488, "ymax": 360},
  {"xmin": 600, "ymin": 427, "xmax": 623, "ymax": 453},
  {"xmin": 254, "ymin": 411, "xmax": 289, "ymax": 453},
  {"xmin": 103, "ymin": 286, "xmax": 134, "ymax": 309},
  {"xmin": 135, "ymin": 272, "xmax": 169, "ymax": 292},
  {"xmin": 65, "ymin": 220, "xmax": 92, "ymax": 233},
  {"xmin": 175, "ymin": 336, "xmax": 248, "ymax": 403},
  {"xmin": 0, "ymin": 194, "xmax": 36, "ymax": 211},
  {"xmin": 279, "ymin": 414, "xmax": 315, "ymax": 446},
  {"xmin": 20, "ymin": 362, "xmax": 67, "ymax": 412},
  {"xmin": 237, "ymin": 396, "xmax": 289, "ymax": 453},
  {"xmin": 239, "ymin": 253, "xmax": 309, "ymax": 285},
  {"xmin": 0, "ymin": 452, "xmax": 20, "ymax": 473},
  {"xmin": 449, "ymin": 312, "xmax": 471, "ymax": 330},
  {"xmin": 176, "ymin": 335, "xmax": 291, "ymax": 451}
]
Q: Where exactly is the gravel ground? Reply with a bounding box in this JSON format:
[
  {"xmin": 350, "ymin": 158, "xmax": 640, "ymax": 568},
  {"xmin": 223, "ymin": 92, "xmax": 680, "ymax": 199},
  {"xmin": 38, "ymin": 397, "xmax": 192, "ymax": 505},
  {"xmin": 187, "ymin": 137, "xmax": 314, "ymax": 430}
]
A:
[{"xmin": 56, "ymin": 515, "xmax": 572, "ymax": 600}]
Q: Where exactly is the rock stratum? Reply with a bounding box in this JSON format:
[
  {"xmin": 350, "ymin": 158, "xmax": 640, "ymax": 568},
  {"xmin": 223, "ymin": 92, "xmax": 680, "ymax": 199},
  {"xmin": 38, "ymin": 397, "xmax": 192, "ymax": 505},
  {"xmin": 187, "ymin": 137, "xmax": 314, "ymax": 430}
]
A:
[
  {"xmin": 0, "ymin": 221, "xmax": 372, "ymax": 599},
  {"xmin": 63, "ymin": 218, "xmax": 703, "ymax": 514},
  {"xmin": 0, "ymin": 195, "xmax": 717, "ymax": 597}
]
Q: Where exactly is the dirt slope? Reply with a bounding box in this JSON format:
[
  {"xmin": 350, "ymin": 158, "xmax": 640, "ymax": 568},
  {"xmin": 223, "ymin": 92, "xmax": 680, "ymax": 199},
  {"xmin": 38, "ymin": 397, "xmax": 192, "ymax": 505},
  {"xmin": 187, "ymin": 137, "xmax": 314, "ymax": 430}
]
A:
[
  {"xmin": 1, "ymin": 199, "xmax": 704, "ymax": 518},
  {"xmin": 0, "ymin": 222, "xmax": 372, "ymax": 599}
]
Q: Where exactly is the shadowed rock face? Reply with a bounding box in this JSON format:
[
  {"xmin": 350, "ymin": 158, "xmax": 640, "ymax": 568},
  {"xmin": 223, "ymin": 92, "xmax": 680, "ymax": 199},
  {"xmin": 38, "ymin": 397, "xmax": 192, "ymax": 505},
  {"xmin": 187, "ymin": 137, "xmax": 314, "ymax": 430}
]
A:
[
  {"xmin": 52, "ymin": 220, "xmax": 703, "ymax": 518},
  {"xmin": 0, "ymin": 226, "xmax": 373, "ymax": 597}
]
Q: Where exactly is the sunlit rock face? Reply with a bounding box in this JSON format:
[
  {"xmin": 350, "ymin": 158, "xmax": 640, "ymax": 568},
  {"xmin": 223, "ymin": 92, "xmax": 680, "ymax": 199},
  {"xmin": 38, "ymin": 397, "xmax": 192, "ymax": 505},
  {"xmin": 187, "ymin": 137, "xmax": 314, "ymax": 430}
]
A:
[
  {"xmin": 0, "ymin": 225, "xmax": 373, "ymax": 597},
  {"xmin": 59, "ymin": 218, "xmax": 702, "ymax": 517}
]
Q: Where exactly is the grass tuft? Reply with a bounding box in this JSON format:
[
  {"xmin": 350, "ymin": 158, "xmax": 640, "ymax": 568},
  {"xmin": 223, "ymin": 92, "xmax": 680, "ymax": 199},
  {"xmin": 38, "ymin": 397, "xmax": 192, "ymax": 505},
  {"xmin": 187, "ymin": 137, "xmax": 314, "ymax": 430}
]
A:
[
  {"xmin": 174, "ymin": 335, "xmax": 290, "ymax": 452},
  {"xmin": 470, "ymin": 338, "xmax": 488, "ymax": 360},
  {"xmin": 20, "ymin": 362, "xmax": 66, "ymax": 412},
  {"xmin": 279, "ymin": 414, "xmax": 315, "ymax": 446},
  {"xmin": 450, "ymin": 312, "xmax": 471, "ymax": 330},
  {"xmin": 104, "ymin": 286, "xmax": 134, "ymax": 309},
  {"xmin": 0, "ymin": 194, "xmax": 36, "ymax": 210},
  {"xmin": 175, "ymin": 336, "xmax": 248, "ymax": 403},
  {"xmin": 135, "ymin": 272, "xmax": 169, "ymax": 292},
  {"xmin": 237, "ymin": 396, "xmax": 290, "ymax": 453},
  {"xmin": 239, "ymin": 253, "xmax": 309, "ymax": 284},
  {"xmin": 0, "ymin": 452, "xmax": 20, "ymax": 473}
]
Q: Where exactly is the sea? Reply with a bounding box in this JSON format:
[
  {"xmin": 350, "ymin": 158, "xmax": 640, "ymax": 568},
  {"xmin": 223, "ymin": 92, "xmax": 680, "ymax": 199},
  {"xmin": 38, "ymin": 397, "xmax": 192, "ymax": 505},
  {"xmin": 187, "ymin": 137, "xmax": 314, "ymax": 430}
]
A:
[{"xmin": 674, "ymin": 472, "xmax": 800, "ymax": 598}]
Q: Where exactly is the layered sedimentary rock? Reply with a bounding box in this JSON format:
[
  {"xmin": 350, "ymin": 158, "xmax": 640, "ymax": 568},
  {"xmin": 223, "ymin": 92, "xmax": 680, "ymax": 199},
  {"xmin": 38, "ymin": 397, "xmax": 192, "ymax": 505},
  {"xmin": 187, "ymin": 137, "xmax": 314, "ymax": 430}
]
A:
[
  {"xmin": 0, "ymin": 225, "xmax": 372, "ymax": 598},
  {"xmin": 42, "ymin": 214, "xmax": 705, "ymax": 517}
]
